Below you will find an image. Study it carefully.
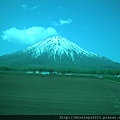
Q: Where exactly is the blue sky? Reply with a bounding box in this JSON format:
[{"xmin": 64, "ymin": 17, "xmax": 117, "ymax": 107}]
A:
[{"xmin": 0, "ymin": 0, "xmax": 120, "ymax": 63}]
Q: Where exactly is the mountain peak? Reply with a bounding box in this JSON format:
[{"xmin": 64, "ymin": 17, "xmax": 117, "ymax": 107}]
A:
[{"xmin": 49, "ymin": 35, "xmax": 63, "ymax": 40}]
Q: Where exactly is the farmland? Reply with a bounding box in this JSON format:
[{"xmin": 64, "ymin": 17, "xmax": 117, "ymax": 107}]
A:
[{"xmin": 0, "ymin": 72, "xmax": 120, "ymax": 115}]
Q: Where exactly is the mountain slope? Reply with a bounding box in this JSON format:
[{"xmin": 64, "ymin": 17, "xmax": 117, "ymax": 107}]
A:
[{"xmin": 0, "ymin": 36, "xmax": 120, "ymax": 71}]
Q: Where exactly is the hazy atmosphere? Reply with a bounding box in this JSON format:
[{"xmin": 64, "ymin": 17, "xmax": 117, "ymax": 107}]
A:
[{"xmin": 0, "ymin": 0, "xmax": 120, "ymax": 63}]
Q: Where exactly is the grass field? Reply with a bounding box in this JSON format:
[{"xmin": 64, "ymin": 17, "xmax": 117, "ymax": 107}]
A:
[
  {"xmin": 104, "ymin": 76, "xmax": 120, "ymax": 83},
  {"xmin": 0, "ymin": 72, "xmax": 120, "ymax": 115}
]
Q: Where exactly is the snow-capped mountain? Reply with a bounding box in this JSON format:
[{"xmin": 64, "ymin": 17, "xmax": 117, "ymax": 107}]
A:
[
  {"xmin": 22, "ymin": 36, "xmax": 99, "ymax": 61},
  {"xmin": 0, "ymin": 36, "xmax": 120, "ymax": 70}
]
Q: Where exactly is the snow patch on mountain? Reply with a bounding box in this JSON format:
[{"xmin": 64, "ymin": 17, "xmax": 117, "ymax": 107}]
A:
[{"xmin": 23, "ymin": 36, "xmax": 99, "ymax": 61}]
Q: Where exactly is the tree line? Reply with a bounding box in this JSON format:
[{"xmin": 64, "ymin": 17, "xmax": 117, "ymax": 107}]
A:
[{"xmin": 0, "ymin": 66, "xmax": 120, "ymax": 76}]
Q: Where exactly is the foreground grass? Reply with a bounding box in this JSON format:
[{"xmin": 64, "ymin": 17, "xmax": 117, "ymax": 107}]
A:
[{"xmin": 0, "ymin": 72, "xmax": 119, "ymax": 115}]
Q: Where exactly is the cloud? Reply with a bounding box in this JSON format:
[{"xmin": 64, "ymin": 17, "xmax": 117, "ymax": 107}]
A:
[
  {"xmin": 53, "ymin": 18, "xmax": 72, "ymax": 26},
  {"xmin": 22, "ymin": 5, "xmax": 28, "ymax": 9},
  {"xmin": 1, "ymin": 26, "xmax": 58, "ymax": 45},
  {"xmin": 60, "ymin": 19, "xmax": 72, "ymax": 25},
  {"xmin": 29, "ymin": 5, "xmax": 39, "ymax": 11},
  {"xmin": 22, "ymin": 4, "xmax": 39, "ymax": 11}
]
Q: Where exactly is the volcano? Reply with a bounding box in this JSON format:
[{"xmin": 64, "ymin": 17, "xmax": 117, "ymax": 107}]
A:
[{"xmin": 0, "ymin": 36, "xmax": 120, "ymax": 71}]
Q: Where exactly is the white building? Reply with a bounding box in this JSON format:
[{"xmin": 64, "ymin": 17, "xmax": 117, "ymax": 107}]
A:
[
  {"xmin": 26, "ymin": 71, "xmax": 33, "ymax": 74},
  {"xmin": 41, "ymin": 71, "xmax": 50, "ymax": 75},
  {"xmin": 65, "ymin": 73, "xmax": 72, "ymax": 76},
  {"xmin": 35, "ymin": 71, "xmax": 39, "ymax": 74}
]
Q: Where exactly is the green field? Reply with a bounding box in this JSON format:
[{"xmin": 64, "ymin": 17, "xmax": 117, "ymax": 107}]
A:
[
  {"xmin": 104, "ymin": 76, "xmax": 120, "ymax": 83},
  {"xmin": 0, "ymin": 72, "xmax": 120, "ymax": 115}
]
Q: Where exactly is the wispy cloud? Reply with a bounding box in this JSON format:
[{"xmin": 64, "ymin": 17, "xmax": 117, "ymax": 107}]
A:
[
  {"xmin": 22, "ymin": 4, "xmax": 39, "ymax": 11},
  {"xmin": 60, "ymin": 19, "xmax": 72, "ymax": 25},
  {"xmin": 22, "ymin": 4, "xmax": 28, "ymax": 10},
  {"xmin": 1, "ymin": 26, "xmax": 58, "ymax": 45},
  {"xmin": 29, "ymin": 5, "xmax": 39, "ymax": 11},
  {"xmin": 53, "ymin": 18, "xmax": 72, "ymax": 26}
]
